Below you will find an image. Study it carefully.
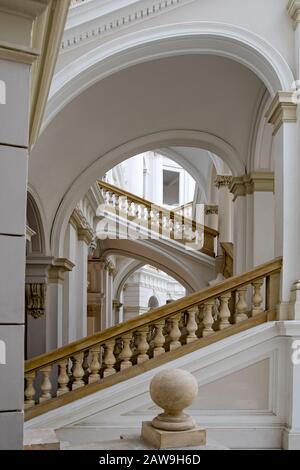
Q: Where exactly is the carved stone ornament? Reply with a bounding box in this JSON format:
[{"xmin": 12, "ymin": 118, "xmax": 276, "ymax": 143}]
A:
[{"xmin": 25, "ymin": 283, "xmax": 47, "ymax": 319}]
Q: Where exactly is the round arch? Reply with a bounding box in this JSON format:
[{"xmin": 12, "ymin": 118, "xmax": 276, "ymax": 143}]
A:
[
  {"xmin": 51, "ymin": 129, "xmax": 242, "ymax": 257},
  {"xmin": 45, "ymin": 21, "xmax": 294, "ymax": 131}
]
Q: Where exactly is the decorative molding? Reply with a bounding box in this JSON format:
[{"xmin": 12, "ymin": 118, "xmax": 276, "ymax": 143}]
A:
[
  {"xmin": 0, "ymin": 41, "xmax": 39, "ymax": 64},
  {"xmin": 230, "ymin": 172, "xmax": 275, "ymax": 201},
  {"xmin": 48, "ymin": 258, "xmax": 75, "ymax": 283},
  {"xmin": 70, "ymin": 206, "xmax": 95, "ymax": 245},
  {"xmin": 214, "ymin": 175, "xmax": 233, "ymax": 189},
  {"xmin": 204, "ymin": 205, "xmax": 219, "ymax": 216},
  {"xmin": 26, "ymin": 225, "xmax": 36, "ymax": 242},
  {"xmin": 287, "ymin": 0, "xmax": 300, "ymax": 25},
  {"xmin": 25, "ymin": 283, "xmax": 47, "ymax": 319},
  {"xmin": 265, "ymin": 91, "xmax": 298, "ymax": 136},
  {"xmin": 61, "ymin": 0, "xmax": 186, "ymax": 51}
]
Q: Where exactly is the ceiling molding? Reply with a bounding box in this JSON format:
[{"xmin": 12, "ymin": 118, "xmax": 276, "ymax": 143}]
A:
[{"xmin": 61, "ymin": 0, "xmax": 192, "ymax": 51}]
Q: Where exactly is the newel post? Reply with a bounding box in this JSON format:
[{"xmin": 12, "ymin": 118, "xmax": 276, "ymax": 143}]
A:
[{"xmin": 266, "ymin": 272, "xmax": 281, "ymax": 317}]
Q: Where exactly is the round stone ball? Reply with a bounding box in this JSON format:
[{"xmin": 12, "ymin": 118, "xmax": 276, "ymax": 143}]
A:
[{"xmin": 150, "ymin": 369, "xmax": 198, "ymax": 414}]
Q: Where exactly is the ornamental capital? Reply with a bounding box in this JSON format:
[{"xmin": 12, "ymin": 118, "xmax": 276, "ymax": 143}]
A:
[
  {"xmin": 205, "ymin": 205, "xmax": 219, "ymax": 216},
  {"xmin": 214, "ymin": 175, "xmax": 233, "ymax": 189}
]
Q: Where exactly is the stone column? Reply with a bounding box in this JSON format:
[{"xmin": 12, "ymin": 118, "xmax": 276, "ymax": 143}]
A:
[
  {"xmin": 266, "ymin": 91, "xmax": 299, "ymax": 317},
  {"xmin": 113, "ymin": 300, "xmax": 123, "ymax": 324},
  {"xmin": 100, "ymin": 258, "xmax": 116, "ymax": 329},
  {"xmin": 47, "ymin": 259, "xmax": 74, "ymax": 351},
  {"xmin": 0, "ymin": 20, "xmax": 37, "ymax": 450},
  {"xmin": 229, "ymin": 178, "xmax": 247, "ymax": 275},
  {"xmin": 76, "ymin": 228, "xmax": 93, "ymax": 339}
]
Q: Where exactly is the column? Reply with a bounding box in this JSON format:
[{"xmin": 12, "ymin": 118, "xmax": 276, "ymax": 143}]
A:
[
  {"xmin": 99, "ymin": 258, "xmax": 115, "ymax": 329},
  {"xmin": 266, "ymin": 92, "xmax": 299, "ymax": 317},
  {"xmin": 0, "ymin": 27, "xmax": 35, "ymax": 450},
  {"xmin": 76, "ymin": 228, "xmax": 92, "ymax": 339},
  {"xmin": 47, "ymin": 259, "xmax": 74, "ymax": 351},
  {"xmin": 214, "ymin": 176, "xmax": 233, "ymax": 245},
  {"xmin": 229, "ymin": 177, "xmax": 247, "ymax": 274},
  {"xmin": 63, "ymin": 223, "xmax": 77, "ymax": 344}
]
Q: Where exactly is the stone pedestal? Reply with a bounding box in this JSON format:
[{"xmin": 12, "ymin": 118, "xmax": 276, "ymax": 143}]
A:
[{"xmin": 141, "ymin": 422, "xmax": 206, "ymax": 449}]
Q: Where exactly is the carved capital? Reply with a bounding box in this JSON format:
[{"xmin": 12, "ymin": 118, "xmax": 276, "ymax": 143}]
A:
[
  {"xmin": 204, "ymin": 205, "xmax": 219, "ymax": 216},
  {"xmin": 70, "ymin": 207, "xmax": 95, "ymax": 245},
  {"xmin": 48, "ymin": 258, "xmax": 75, "ymax": 283},
  {"xmin": 25, "ymin": 283, "xmax": 47, "ymax": 319},
  {"xmin": 265, "ymin": 91, "xmax": 297, "ymax": 136},
  {"xmin": 214, "ymin": 175, "xmax": 233, "ymax": 189},
  {"xmin": 288, "ymin": 0, "xmax": 300, "ymax": 25},
  {"xmin": 229, "ymin": 172, "xmax": 274, "ymax": 201}
]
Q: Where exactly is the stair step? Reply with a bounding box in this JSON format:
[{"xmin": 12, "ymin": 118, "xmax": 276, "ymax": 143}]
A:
[{"xmin": 24, "ymin": 429, "xmax": 60, "ymax": 450}]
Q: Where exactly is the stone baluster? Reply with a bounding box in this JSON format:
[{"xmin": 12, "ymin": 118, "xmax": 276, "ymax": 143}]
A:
[
  {"xmin": 103, "ymin": 340, "xmax": 116, "ymax": 377},
  {"xmin": 119, "ymin": 196, "xmax": 128, "ymax": 214},
  {"xmin": 153, "ymin": 320, "xmax": 166, "ymax": 357},
  {"xmin": 119, "ymin": 334, "xmax": 133, "ymax": 370},
  {"xmin": 202, "ymin": 300, "xmax": 215, "ymax": 337},
  {"xmin": 24, "ymin": 371, "xmax": 36, "ymax": 409},
  {"xmin": 114, "ymin": 195, "xmax": 120, "ymax": 213},
  {"xmin": 71, "ymin": 352, "xmax": 85, "ymax": 390},
  {"xmin": 167, "ymin": 313, "xmax": 182, "ymax": 350},
  {"xmin": 89, "ymin": 346, "xmax": 101, "ymax": 384},
  {"xmin": 218, "ymin": 293, "xmax": 232, "ymax": 330},
  {"xmin": 128, "ymin": 201, "xmax": 136, "ymax": 217},
  {"xmin": 57, "ymin": 359, "xmax": 70, "ymax": 396},
  {"xmin": 39, "ymin": 366, "xmax": 52, "ymax": 403},
  {"xmin": 136, "ymin": 327, "xmax": 150, "ymax": 364},
  {"xmin": 235, "ymin": 287, "xmax": 248, "ymax": 322},
  {"xmin": 252, "ymin": 279, "xmax": 264, "ymax": 316},
  {"xmin": 186, "ymin": 307, "xmax": 198, "ymax": 343}
]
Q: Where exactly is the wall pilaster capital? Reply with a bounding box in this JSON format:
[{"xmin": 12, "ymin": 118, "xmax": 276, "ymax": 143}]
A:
[
  {"xmin": 204, "ymin": 205, "xmax": 219, "ymax": 216},
  {"xmin": 48, "ymin": 258, "xmax": 75, "ymax": 283},
  {"xmin": 25, "ymin": 283, "xmax": 47, "ymax": 319},
  {"xmin": 288, "ymin": 0, "xmax": 300, "ymax": 25},
  {"xmin": 229, "ymin": 172, "xmax": 274, "ymax": 201},
  {"xmin": 70, "ymin": 206, "xmax": 95, "ymax": 245},
  {"xmin": 265, "ymin": 91, "xmax": 297, "ymax": 135},
  {"xmin": 214, "ymin": 175, "xmax": 233, "ymax": 189}
]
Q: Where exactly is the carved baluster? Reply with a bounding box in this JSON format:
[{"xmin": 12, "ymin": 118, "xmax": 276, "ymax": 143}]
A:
[
  {"xmin": 186, "ymin": 307, "xmax": 198, "ymax": 343},
  {"xmin": 24, "ymin": 371, "xmax": 36, "ymax": 409},
  {"xmin": 235, "ymin": 287, "xmax": 248, "ymax": 323},
  {"xmin": 82, "ymin": 350, "xmax": 90, "ymax": 383},
  {"xmin": 252, "ymin": 279, "xmax": 264, "ymax": 316},
  {"xmin": 136, "ymin": 327, "xmax": 150, "ymax": 364},
  {"xmin": 57, "ymin": 359, "xmax": 70, "ymax": 396},
  {"xmin": 71, "ymin": 352, "xmax": 85, "ymax": 390},
  {"xmin": 218, "ymin": 293, "xmax": 232, "ymax": 330},
  {"xmin": 119, "ymin": 196, "xmax": 127, "ymax": 214},
  {"xmin": 167, "ymin": 313, "xmax": 182, "ymax": 350},
  {"xmin": 153, "ymin": 320, "xmax": 166, "ymax": 357},
  {"xmin": 202, "ymin": 301, "xmax": 215, "ymax": 337},
  {"xmin": 89, "ymin": 346, "xmax": 101, "ymax": 384},
  {"xmin": 39, "ymin": 366, "xmax": 52, "ymax": 403},
  {"xmin": 196, "ymin": 304, "xmax": 205, "ymax": 337},
  {"xmin": 119, "ymin": 334, "xmax": 133, "ymax": 370},
  {"xmin": 103, "ymin": 340, "xmax": 116, "ymax": 377}
]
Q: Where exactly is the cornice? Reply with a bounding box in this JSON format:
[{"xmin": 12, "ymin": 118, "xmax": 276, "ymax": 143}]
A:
[
  {"xmin": 229, "ymin": 172, "xmax": 275, "ymax": 201},
  {"xmin": 265, "ymin": 91, "xmax": 297, "ymax": 136},
  {"xmin": 287, "ymin": 0, "xmax": 300, "ymax": 25},
  {"xmin": 61, "ymin": 0, "xmax": 191, "ymax": 51},
  {"xmin": 0, "ymin": 41, "xmax": 40, "ymax": 64}
]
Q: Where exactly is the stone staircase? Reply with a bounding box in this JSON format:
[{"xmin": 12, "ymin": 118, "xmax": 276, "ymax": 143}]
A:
[{"xmin": 24, "ymin": 258, "xmax": 281, "ymax": 421}]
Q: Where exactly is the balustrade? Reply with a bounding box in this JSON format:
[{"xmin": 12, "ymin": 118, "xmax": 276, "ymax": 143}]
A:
[{"xmin": 24, "ymin": 258, "xmax": 281, "ymax": 416}]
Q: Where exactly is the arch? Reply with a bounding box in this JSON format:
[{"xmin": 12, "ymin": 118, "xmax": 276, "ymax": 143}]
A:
[
  {"xmin": 51, "ymin": 130, "xmax": 242, "ymax": 257},
  {"xmin": 27, "ymin": 189, "xmax": 48, "ymax": 256},
  {"xmin": 114, "ymin": 258, "xmax": 144, "ymax": 300},
  {"xmin": 44, "ymin": 22, "xmax": 294, "ymax": 131},
  {"xmin": 148, "ymin": 295, "xmax": 159, "ymax": 309}
]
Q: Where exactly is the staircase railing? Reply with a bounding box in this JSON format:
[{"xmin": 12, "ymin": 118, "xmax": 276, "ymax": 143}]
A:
[
  {"xmin": 24, "ymin": 258, "xmax": 281, "ymax": 419},
  {"xmin": 97, "ymin": 180, "xmax": 218, "ymax": 258}
]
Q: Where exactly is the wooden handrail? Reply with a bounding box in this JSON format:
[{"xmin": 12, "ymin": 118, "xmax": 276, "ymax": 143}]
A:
[
  {"xmin": 97, "ymin": 180, "xmax": 218, "ymax": 237},
  {"xmin": 25, "ymin": 257, "xmax": 282, "ymax": 373}
]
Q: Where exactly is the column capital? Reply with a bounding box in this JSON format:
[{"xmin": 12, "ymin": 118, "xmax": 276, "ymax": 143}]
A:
[
  {"xmin": 25, "ymin": 283, "xmax": 47, "ymax": 319},
  {"xmin": 70, "ymin": 206, "xmax": 95, "ymax": 245},
  {"xmin": 214, "ymin": 175, "xmax": 233, "ymax": 189},
  {"xmin": 288, "ymin": 0, "xmax": 300, "ymax": 25},
  {"xmin": 48, "ymin": 258, "xmax": 75, "ymax": 283},
  {"xmin": 265, "ymin": 91, "xmax": 297, "ymax": 136},
  {"xmin": 229, "ymin": 172, "xmax": 274, "ymax": 201},
  {"xmin": 204, "ymin": 205, "xmax": 219, "ymax": 215}
]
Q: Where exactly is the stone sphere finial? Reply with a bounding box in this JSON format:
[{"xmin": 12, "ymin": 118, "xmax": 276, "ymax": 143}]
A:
[{"xmin": 149, "ymin": 369, "xmax": 198, "ymax": 431}]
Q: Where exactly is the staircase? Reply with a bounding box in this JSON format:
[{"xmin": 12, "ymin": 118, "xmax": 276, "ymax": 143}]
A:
[
  {"xmin": 24, "ymin": 258, "xmax": 281, "ymax": 421},
  {"xmin": 97, "ymin": 180, "xmax": 218, "ymax": 258}
]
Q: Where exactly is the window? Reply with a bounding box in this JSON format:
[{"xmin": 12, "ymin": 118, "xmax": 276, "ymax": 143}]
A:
[{"xmin": 163, "ymin": 170, "xmax": 180, "ymax": 205}]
